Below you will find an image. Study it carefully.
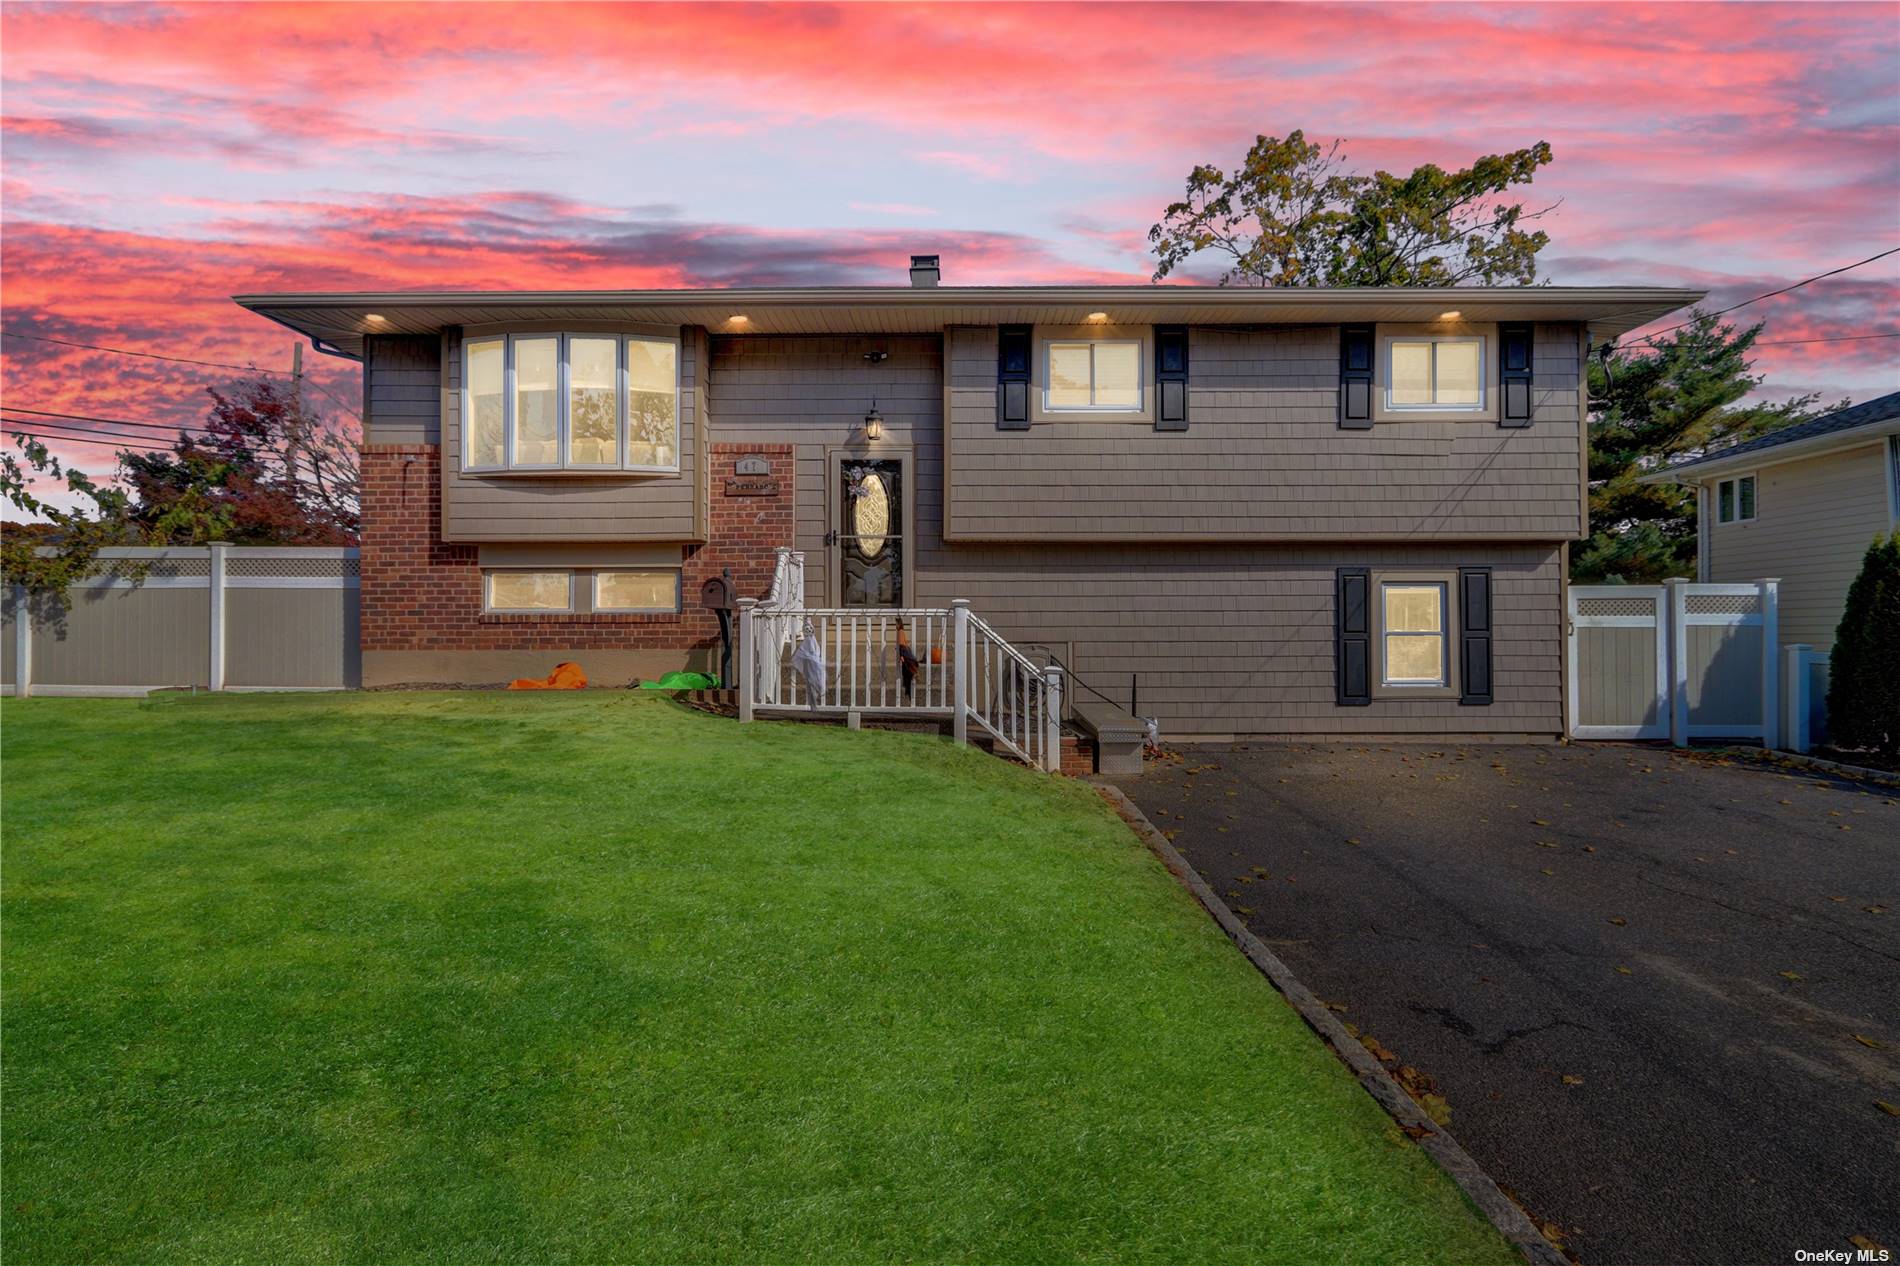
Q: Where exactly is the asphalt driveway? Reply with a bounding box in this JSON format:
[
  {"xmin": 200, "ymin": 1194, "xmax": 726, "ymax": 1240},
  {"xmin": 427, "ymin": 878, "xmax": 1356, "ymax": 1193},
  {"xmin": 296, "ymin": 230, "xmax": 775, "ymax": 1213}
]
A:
[{"xmin": 1126, "ymin": 743, "xmax": 1898, "ymax": 1266}]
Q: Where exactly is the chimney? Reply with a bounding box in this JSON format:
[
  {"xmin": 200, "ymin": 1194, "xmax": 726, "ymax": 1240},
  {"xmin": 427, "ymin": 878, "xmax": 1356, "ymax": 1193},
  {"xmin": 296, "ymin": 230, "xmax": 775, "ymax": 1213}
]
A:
[{"xmin": 908, "ymin": 254, "xmax": 940, "ymax": 288}]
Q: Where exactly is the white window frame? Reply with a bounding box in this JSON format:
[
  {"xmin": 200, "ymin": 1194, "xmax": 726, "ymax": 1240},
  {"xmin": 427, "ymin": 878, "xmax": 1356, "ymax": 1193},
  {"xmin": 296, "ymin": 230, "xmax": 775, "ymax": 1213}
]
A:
[
  {"xmin": 482, "ymin": 570, "xmax": 574, "ymax": 614},
  {"xmin": 461, "ymin": 332, "xmax": 681, "ymax": 475},
  {"xmin": 592, "ymin": 569, "xmax": 682, "ymax": 614},
  {"xmin": 1381, "ymin": 335, "xmax": 1486, "ymax": 413},
  {"xmin": 1716, "ymin": 474, "xmax": 1757, "ymax": 524},
  {"xmin": 1040, "ymin": 339, "xmax": 1145, "ymax": 414}
]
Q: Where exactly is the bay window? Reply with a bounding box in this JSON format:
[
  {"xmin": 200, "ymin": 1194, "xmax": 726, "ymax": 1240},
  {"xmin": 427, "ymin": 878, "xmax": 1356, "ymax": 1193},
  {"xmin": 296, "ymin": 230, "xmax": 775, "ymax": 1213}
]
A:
[{"xmin": 463, "ymin": 333, "xmax": 679, "ymax": 473}]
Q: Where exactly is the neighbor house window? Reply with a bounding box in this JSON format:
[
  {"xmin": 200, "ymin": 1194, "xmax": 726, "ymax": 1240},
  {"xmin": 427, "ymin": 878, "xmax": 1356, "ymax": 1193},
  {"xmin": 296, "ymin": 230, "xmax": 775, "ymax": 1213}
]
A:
[
  {"xmin": 463, "ymin": 334, "xmax": 679, "ymax": 473},
  {"xmin": 1385, "ymin": 337, "xmax": 1484, "ymax": 411},
  {"xmin": 1043, "ymin": 340, "xmax": 1142, "ymax": 412},
  {"xmin": 1380, "ymin": 581, "xmax": 1448, "ymax": 688},
  {"xmin": 1716, "ymin": 475, "xmax": 1756, "ymax": 523},
  {"xmin": 485, "ymin": 571, "xmax": 572, "ymax": 613},
  {"xmin": 594, "ymin": 570, "xmax": 680, "ymax": 613}
]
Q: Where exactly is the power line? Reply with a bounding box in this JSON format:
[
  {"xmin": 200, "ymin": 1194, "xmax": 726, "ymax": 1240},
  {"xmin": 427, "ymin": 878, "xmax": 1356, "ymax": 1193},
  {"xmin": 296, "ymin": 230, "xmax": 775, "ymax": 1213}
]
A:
[
  {"xmin": 3, "ymin": 429, "xmax": 166, "ymax": 453},
  {"xmin": 1630, "ymin": 246, "xmax": 1900, "ymax": 347},
  {"xmin": 2, "ymin": 420, "xmax": 198, "ymax": 450},
  {"xmin": 0, "ymin": 406, "xmax": 220, "ymax": 437},
  {"xmin": 1751, "ymin": 331, "xmax": 1900, "ymax": 347},
  {"xmin": 0, "ymin": 327, "xmax": 364, "ymax": 421}
]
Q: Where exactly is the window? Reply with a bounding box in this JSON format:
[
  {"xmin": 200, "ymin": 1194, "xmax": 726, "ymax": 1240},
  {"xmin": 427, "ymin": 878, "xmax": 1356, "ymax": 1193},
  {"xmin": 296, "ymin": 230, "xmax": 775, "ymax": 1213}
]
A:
[
  {"xmin": 1385, "ymin": 337, "xmax": 1484, "ymax": 411},
  {"xmin": 1716, "ymin": 475, "xmax": 1756, "ymax": 524},
  {"xmin": 485, "ymin": 571, "xmax": 572, "ymax": 612},
  {"xmin": 1043, "ymin": 340, "xmax": 1141, "ymax": 412},
  {"xmin": 1381, "ymin": 581, "xmax": 1448, "ymax": 688},
  {"xmin": 463, "ymin": 333, "xmax": 679, "ymax": 473},
  {"xmin": 595, "ymin": 570, "xmax": 680, "ymax": 613}
]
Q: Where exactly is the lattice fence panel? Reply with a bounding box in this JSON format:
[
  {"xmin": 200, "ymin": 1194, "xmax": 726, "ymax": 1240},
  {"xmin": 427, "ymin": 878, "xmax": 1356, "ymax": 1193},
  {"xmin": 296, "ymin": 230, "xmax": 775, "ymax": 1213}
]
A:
[
  {"xmin": 1577, "ymin": 596, "xmax": 1656, "ymax": 618},
  {"xmin": 1685, "ymin": 593, "xmax": 1758, "ymax": 617}
]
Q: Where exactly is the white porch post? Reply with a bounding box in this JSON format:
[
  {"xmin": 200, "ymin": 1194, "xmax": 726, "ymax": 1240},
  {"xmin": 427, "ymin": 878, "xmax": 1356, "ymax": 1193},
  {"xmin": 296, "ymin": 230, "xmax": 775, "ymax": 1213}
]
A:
[
  {"xmin": 1667, "ymin": 578, "xmax": 1689, "ymax": 747},
  {"xmin": 736, "ymin": 597, "xmax": 757, "ymax": 723},
  {"xmin": 12, "ymin": 585, "xmax": 30, "ymax": 698},
  {"xmin": 1759, "ymin": 578, "xmax": 1780, "ymax": 750},
  {"xmin": 1042, "ymin": 664, "xmax": 1064, "ymax": 772},
  {"xmin": 951, "ymin": 599, "xmax": 970, "ymax": 746},
  {"xmin": 208, "ymin": 543, "xmax": 229, "ymax": 692}
]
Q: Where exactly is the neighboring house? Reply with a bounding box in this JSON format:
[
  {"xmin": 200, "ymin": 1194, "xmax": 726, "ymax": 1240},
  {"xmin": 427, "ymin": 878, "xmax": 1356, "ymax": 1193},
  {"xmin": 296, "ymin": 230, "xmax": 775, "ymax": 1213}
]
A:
[
  {"xmin": 236, "ymin": 260, "xmax": 1699, "ymax": 740},
  {"xmin": 1644, "ymin": 390, "xmax": 1900, "ymax": 650}
]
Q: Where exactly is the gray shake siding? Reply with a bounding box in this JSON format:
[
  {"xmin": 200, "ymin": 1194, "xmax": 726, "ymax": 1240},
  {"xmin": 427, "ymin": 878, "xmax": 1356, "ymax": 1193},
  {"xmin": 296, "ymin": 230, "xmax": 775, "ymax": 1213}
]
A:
[
  {"xmin": 704, "ymin": 334, "xmax": 1564, "ymax": 738},
  {"xmin": 945, "ymin": 324, "xmax": 1584, "ymax": 541},
  {"xmin": 363, "ymin": 319, "xmax": 1583, "ymax": 738}
]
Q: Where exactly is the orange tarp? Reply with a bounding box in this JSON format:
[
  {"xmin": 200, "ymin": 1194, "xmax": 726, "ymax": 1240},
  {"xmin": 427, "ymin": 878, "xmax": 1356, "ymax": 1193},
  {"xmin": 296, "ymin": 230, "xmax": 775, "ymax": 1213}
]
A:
[{"xmin": 507, "ymin": 661, "xmax": 588, "ymax": 690}]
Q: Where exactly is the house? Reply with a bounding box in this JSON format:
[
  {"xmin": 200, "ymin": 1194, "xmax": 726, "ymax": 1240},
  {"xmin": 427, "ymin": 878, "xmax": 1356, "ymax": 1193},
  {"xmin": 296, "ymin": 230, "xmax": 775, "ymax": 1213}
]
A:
[
  {"xmin": 1644, "ymin": 390, "xmax": 1900, "ymax": 650},
  {"xmin": 235, "ymin": 261, "xmax": 1700, "ymax": 741}
]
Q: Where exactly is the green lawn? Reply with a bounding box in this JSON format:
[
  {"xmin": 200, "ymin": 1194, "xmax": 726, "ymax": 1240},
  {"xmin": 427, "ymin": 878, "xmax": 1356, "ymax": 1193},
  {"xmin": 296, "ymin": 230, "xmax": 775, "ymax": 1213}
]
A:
[{"xmin": 1, "ymin": 693, "xmax": 1513, "ymax": 1265}]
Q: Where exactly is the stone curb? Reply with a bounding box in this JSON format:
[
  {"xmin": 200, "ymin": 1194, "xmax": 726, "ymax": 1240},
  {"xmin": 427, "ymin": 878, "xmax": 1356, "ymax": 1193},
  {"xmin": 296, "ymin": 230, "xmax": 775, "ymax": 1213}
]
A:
[
  {"xmin": 1726, "ymin": 747, "xmax": 1900, "ymax": 788},
  {"xmin": 1092, "ymin": 780, "xmax": 1568, "ymax": 1266}
]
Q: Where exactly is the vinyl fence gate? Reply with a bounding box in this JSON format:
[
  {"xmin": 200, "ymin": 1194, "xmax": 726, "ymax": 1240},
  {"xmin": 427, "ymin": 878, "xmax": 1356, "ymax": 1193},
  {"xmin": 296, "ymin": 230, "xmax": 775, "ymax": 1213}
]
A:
[{"xmin": 1567, "ymin": 579, "xmax": 1779, "ymax": 747}]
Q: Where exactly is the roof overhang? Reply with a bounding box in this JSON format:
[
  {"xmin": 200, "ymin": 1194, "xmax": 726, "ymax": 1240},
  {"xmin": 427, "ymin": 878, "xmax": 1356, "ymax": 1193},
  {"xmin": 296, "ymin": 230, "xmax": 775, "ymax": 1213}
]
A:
[
  {"xmin": 1640, "ymin": 419, "xmax": 1900, "ymax": 484},
  {"xmin": 232, "ymin": 285, "xmax": 1704, "ymax": 360}
]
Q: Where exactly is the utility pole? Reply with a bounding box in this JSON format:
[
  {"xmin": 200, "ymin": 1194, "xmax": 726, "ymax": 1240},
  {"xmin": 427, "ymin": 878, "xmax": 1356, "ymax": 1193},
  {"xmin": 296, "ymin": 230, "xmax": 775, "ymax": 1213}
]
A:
[{"xmin": 291, "ymin": 341, "xmax": 303, "ymax": 407}]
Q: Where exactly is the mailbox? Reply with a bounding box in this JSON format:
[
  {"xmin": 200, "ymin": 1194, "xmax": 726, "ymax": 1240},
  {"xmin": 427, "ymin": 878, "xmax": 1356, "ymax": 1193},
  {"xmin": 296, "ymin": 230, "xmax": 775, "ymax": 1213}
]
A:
[{"xmin": 700, "ymin": 575, "xmax": 733, "ymax": 611}]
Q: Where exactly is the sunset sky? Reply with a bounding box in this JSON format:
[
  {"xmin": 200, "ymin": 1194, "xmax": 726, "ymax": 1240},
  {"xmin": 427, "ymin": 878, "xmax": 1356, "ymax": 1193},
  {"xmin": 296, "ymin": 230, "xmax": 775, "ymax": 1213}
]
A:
[{"xmin": 2, "ymin": 1, "xmax": 1896, "ymax": 480}]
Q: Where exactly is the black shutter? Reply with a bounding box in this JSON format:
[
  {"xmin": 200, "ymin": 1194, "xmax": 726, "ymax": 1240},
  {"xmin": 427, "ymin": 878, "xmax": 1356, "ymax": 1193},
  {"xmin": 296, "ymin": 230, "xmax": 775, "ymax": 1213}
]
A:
[
  {"xmin": 1336, "ymin": 567, "xmax": 1371, "ymax": 706},
  {"xmin": 1499, "ymin": 324, "xmax": 1533, "ymax": 428},
  {"xmin": 1339, "ymin": 325, "xmax": 1374, "ymax": 429},
  {"xmin": 1155, "ymin": 325, "xmax": 1189, "ymax": 431},
  {"xmin": 997, "ymin": 325, "xmax": 1031, "ymax": 430},
  {"xmin": 1458, "ymin": 567, "xmax": 1493, "ymax": 706}
]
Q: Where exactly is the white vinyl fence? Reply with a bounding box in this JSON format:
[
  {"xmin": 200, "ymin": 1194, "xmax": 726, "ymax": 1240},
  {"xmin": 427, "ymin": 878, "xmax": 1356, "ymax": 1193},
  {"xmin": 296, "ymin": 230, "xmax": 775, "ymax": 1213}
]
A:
[
  {"xmin": 1568, "ymin": 578, "xmax": 1787, "ymax": 747},
  {"xmin": 4, "ymin": 545, "xmax": 360, "ymax": 696}
]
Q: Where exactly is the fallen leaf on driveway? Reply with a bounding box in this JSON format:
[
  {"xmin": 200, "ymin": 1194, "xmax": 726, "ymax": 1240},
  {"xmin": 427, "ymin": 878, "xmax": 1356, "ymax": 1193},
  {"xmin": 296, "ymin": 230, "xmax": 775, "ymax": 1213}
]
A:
[
  {"xmin": 1850, "ymin": 1236, "xmax": 1887, "ymax": 1254},
  {"xmin": 1540, "ymin": 868, "xmax": 1554, "ymax": 876},
  {"xmin": 1532, "ymin": 819, "xmax": 1550, "ymax": 826},
  {"xmin": 1615, "ymin": 966, "xmax": 1634, "ymax": 975},
  {"xmin": 1828, "ymin": 895, "xmax": 1848, "ymax": 902},
  {"xmin": 1608, "ymin": 916, "xmax": 1627, "ymax": 926},
  {"xmin": 1419, "ymin": 1093, "xmax": 1452, "ymax": 1126},
  {"xmin": 1779, "ymin": 799, "xmax": 1792, "ymax": 805},
  {"xmin": 1867, "ymin": 905, "xmax": 1890, "ymax": 915},
  {"xmin": 1561, "ymin": 1074, "xmax": 1584, "ymax": 1086},
  {"xmin": 1852, "ymin": 1034, "xmax": 1884, "ymax": 1050},
  {"xmin": 1583, "ymin": 845, "xmax": 1597, "ymax": 853},
  {"xmin": 1877, "ymin": 1101, "xmax": 1900, "ymax": 1117},
  {"xmin": 1538, "ymin": 840, "xmax": 1558, "ymax": 849},
  {"xmin": 1780, "ymin": 971, "xmax": 1803, "ymax": 981},
  {"xmin": 1400, "ymin": 1122, "xmax": 1435, "ymax": 1141},
  {"xmin": 1346, "ymin": 837, "xmax": 1361, "ymax": 845}
]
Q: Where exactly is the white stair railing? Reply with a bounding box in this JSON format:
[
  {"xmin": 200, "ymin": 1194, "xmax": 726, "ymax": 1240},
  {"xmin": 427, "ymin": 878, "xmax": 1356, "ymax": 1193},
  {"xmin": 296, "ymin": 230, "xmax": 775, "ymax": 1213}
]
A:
[
  {"xmin": 736, "ymin": 592, "xmax": 1064, "ymax": 772},
  {"xmin": 963, "ymin": 605, "xmax": 1063, "ymax": 772}
]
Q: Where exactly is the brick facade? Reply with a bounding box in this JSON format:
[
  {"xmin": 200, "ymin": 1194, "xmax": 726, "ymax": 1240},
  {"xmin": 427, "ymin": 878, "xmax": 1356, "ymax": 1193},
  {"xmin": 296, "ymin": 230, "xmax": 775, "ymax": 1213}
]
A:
[{"xmin": 359, "ymin": 443, "xmax": 795, "ymax": 658}]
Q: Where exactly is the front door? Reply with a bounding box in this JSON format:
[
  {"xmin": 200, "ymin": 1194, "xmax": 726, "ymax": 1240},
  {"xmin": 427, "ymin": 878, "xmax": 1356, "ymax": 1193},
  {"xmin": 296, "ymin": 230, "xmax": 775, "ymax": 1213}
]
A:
[{"xmin": 835, "ymin": 458, "xmax": 904, "ymax": 607}]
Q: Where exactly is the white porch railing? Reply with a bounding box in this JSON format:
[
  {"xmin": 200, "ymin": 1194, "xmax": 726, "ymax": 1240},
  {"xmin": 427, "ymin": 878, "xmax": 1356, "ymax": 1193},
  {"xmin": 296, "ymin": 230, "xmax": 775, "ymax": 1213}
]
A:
[{"xmin": 736, "ymin": 593, "xmax": 1065, "ymax": 772}]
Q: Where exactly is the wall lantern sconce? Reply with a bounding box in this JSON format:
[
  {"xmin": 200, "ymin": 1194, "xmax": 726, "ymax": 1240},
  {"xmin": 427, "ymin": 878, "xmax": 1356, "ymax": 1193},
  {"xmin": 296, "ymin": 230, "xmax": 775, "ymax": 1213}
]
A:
[{"xmin": 863, "ymin": 401, "xmax": 885, "ymax": 442}]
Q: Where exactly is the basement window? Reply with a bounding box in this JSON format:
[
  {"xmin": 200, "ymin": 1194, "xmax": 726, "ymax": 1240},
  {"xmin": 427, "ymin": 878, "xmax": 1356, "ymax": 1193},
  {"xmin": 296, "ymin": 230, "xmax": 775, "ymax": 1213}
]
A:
[
  {"xmin": 594, "ymin": 570, "xmax": 681, "ymax": 613},
  {"xmin": 463, "ymin": 333, "xmax": 679, "ymax": 474},
  {"xmin": 484, "ymin": 571, "xmax": 572, "ymax": 613},
  {"xmin": 1716, "ymin": 475, "xmax": 1757, "ymax": 524}
]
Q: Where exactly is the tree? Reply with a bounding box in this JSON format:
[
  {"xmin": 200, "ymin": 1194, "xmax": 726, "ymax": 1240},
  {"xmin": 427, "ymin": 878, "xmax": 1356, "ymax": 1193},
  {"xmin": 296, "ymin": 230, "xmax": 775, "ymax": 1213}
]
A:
[
  {"xmin": 1575, "ymin": 314, "xmax": 1828, "ymax": 583},
  {"xmin": 2, "ymin": 376, "xmax": 358, "ymax": 605},
  {"xmin": 1827, "ymin": 531, "xmax": 1900, "ymax": 756},
  {"xmin": 122, "ymin": 378, "xmax": 357, "ymax": 544},
  {"xmin": 1149, "ymin": 130, "xmax": 1555, "ymax": 287}
]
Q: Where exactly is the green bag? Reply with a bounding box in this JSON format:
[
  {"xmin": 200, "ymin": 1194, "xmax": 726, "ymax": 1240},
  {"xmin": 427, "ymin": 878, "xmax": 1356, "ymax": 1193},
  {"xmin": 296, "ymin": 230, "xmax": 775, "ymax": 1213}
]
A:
[{"xmin": 638, "ymin": 671, "xmax": 720, "ymax": 690}]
